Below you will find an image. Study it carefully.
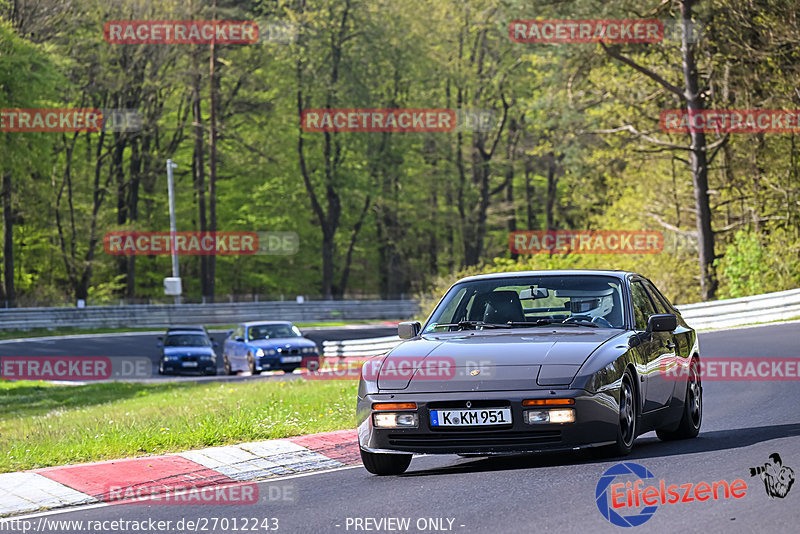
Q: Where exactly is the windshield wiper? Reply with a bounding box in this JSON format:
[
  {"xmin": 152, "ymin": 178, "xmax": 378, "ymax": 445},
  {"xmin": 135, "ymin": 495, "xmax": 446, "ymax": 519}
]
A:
[
  {"xmin": 434, "ymin": 320, "xmax": 511, "ymax": 330},
  {"xmin": 506, "ymin": 319, "xmax": 599, "ymax": 328}
]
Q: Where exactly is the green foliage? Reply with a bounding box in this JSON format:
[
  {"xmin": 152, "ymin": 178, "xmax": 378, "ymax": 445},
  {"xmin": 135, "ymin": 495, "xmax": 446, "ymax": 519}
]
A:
[
  {"xmin": 1, "ymin": 0, "xmax": 799, "ymax": 304},
  {"xmin": 716, "ymin": 230, "xmax": 800, "ymax": 299}
]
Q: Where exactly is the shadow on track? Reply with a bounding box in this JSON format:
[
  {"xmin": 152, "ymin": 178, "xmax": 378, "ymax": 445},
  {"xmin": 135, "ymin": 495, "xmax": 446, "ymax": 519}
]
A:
[{"xmin": 398, "ymin": 422, "xmax": 800, "ymax": 477}]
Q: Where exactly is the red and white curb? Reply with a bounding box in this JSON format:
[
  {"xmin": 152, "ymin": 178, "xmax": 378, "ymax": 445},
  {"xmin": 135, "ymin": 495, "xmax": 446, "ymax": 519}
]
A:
[{"xmin": 0, "ymin": 429, "xmax": 359, "ymax": 517}]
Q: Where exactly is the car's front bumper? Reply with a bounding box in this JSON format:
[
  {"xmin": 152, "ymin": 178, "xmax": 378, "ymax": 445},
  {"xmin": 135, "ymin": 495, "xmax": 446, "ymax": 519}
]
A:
[
  {"xmin": 257, "ymin": 355, "xmax": 320, "ymax": 372},
  {"xmin": 160, "ymin": 359, "xmax": 216, "ymax": 374},
  {"xmin": 357, "ymin": 389, "xmax": 619, "ymax": 455}
]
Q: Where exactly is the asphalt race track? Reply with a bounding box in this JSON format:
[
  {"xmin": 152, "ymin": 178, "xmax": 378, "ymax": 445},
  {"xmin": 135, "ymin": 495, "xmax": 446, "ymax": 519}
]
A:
[
  {"xmin": 4, "ymin": 322, "xmax": 800, "ymax": 533},
  {"xmin": 0, "ymin": 325, "xmax": 397, "ymax": 383}
]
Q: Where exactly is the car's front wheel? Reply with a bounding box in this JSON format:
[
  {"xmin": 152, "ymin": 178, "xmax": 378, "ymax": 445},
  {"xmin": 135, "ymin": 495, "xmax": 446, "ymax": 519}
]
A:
[
  {"xmin": 247, "ymin": 353, "xmax": 261, "ymax": 375},
  {"xmin": 223, "ymin": 355, "xmax": 236, "ymax": 375},
  {"xmin": 595, "ymin": 368, "xmax": 637, "ymax": 458},
  {"xmin": 360, "ymin": 449, "xmax": 412, "ymax": 476},
  {"xmin": 656, "ymin": 358, "xmax": 702, "ymax": 441}
]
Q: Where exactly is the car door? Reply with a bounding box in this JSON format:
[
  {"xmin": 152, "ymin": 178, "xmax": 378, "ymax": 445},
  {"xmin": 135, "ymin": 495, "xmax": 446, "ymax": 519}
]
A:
[{"xmin": 630, "ymin": 280, "xmax": 673, "ymax": 412}]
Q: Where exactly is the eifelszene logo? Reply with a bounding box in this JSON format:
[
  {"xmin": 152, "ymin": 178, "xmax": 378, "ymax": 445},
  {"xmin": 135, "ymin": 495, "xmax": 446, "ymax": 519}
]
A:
[
  {"xmin": 750, "ymin": 453, "xmax": 795, "ymax": 499},
  {"xmin": 595, "ymin": 462, "xmax": 747, "ymax": 527}
]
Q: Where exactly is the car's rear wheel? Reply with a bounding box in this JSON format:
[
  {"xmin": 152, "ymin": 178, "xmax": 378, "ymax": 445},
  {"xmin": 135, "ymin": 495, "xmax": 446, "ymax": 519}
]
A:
[
  {"xmin": 360, "ymin": 449, "xmax": 412, "ymax": 476},
  {"xmin": 656, "ymin": 358, "xmax": 702, "ymax": 441}
]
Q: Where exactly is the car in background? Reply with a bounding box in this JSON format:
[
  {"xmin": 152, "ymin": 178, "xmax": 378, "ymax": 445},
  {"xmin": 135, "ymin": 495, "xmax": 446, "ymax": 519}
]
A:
[
  {"xmin": 158, "ymin": 330, "xmax": 218, "ymax": 376},
  {"xmin": 357, "ymin": 270, "xmax": 701, "ymax": 475},
  {"xmin": 222, "ymin": 321, "xmax": 319, "ymax": 375},
  {"xmin": 166, "ymin": 324, "xmax": 209, "ymax": 336}
]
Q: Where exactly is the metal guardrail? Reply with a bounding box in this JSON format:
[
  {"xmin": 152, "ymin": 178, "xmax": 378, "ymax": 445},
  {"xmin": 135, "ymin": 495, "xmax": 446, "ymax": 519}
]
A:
[
  {"xmin": 0, "ymin": 300, "xmax": 419, "ymax": 330},
  {"xmin": 675, "ymin": 287, "xmax": 800, "ymax": 330},
  {"xmin": 321, "ymin": 288, "xmax": 800, "ymax": 360}
]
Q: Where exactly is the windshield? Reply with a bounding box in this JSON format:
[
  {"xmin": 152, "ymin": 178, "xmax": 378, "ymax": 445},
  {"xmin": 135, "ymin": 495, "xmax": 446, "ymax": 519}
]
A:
[
  {"xmin": 164, "ymin": 334, "xmax": 211, "ymax": 347},
  {"xmin": 425, "ymin": 275, "xmax": 626, "ymax": 331},
  {"xmin": 248, "ymin": 324, "xmax": 302, "ymax": 340}
]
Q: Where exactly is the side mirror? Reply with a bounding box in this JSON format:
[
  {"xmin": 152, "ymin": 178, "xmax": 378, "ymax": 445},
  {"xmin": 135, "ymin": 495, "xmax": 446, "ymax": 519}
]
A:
[
  {"xmin": 157, "ymin": 336, "xmax": 163, "ymax": 341},
  {"xmin": 647, "ymin": 313, "xmax": 677, "ymax": 333},
  {"xmin": 212, "ymin": 341, "xmax": 219, "ymax": 348},
  {"xmin": 227, "ymin": 330, "xmax": 234, "ymax": 337},
  {"xmin": 398, "ymin": 321, "xmax": 421, "ymax": 339},
  {"xmin": 235, "ymin": 336, "xmax": 244, "ymax": 342}
]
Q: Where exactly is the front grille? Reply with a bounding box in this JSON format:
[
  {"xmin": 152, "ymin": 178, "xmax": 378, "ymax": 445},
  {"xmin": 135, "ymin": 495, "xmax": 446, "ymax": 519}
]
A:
[
  {"xmin": 278, "ymin": 348, "xmax": 300, "ymax": 355},
  {"xmin": 387, "ymin": 430, "xmax": 561, "ymax": 448}
]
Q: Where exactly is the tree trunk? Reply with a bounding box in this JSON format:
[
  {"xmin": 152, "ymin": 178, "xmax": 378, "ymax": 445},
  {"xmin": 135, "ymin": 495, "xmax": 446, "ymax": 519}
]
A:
[
  {"xmin": 208, "ymin": 23, "xmax": 218, "ymax": 303},
  {"xmin": 545, "ymin": 152, "xmax": 558, "ymax": 231},
  {"xmin": 191, "ymin": 47, "xmax": 209, "ymax": 298},
  {"xmin": 681, "ymin": 0, "xmax": 717, "ymax": 300},
  {"xmin": 2, "ymin": 171, "xmax": 14, "ymax": 307}
]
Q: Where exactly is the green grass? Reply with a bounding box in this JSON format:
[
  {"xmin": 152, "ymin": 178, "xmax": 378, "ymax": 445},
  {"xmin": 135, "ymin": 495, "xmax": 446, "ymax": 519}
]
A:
[{"xmin": 0, "ymin": 379, "xmax": 358, "ymax": 473}]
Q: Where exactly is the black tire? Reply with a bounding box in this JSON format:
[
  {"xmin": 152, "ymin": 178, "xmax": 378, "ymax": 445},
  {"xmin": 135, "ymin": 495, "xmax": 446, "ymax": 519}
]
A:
[
  {"xmin": 247, "ymin": 353, "xmax": 261, "ymax": 375},
  {"xmin": 657, "ymin": 358, "xmax": 702, "ymax": 441},
  {"xmin": 204, "ymin": 368, "xmax": 217, "ymax": 376},
  {"xmin": 596, "ymin": 368, "xmax": 638, "ymax": 457},
  {"xmin": 223, "ymin": 356, "xmax": 236, "ymax": 375},
  {"xmin": 360, "ymin": 449, "xmax": 412, "ymax": 476},
  {"xmin": 283, "ymin": 367, "xmax": 298, "ymax": 374}
]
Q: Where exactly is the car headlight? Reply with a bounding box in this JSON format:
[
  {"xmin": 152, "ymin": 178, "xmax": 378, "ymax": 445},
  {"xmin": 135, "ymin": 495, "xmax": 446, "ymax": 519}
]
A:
[
  {"xmin": 373, "ymin": 412, "xmax": 418, "ymax": 428},
  {"xmin": 302, "ymin": 347, "xmax": 316, "ymax": 354},
  {"xmin": 255, "ymin": 348, "xmax": 265, "ymax": 357},
  {"xmin": 523, "ymin": 408, "xmax": 575, "ymax": 424},
  {"xmin": 164, "ymin": 355, "xmax": 181, "ymax": 361},
  {"xmin": 200, "ymin": 354, "xmax": 215, "ymax": 360}
]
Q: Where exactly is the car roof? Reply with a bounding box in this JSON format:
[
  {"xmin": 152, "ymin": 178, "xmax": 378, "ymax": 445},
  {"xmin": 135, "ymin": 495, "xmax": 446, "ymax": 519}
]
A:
[
  {"xmin": 165, "ymin": 330, "xmax": 208, "ymax": 336},
  {"xmin": 456, "ymin": 269, "xmax": 637, "ymax": 284},
  {"xmin": 240, "ymin": 321, "xmax": 295, "ymax": 327},
  {"xmin": 167, "ymin": 325, "xmax": 206, "ymax": 330}
]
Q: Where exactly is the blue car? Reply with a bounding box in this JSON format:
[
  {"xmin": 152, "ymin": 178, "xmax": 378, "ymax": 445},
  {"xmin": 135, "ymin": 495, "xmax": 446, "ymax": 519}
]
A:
[
  {"xmin": 158, "ymin": 330, "xmax": 218, "ymax": 375},
  {"xmin": 222, "ymin": 321, "xmax": 319, "ymax": 375}
]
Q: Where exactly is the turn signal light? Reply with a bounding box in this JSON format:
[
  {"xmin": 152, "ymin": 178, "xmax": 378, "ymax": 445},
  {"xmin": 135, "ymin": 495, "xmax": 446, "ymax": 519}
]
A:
[
  {"xmin": 372, "ymin": 402, "xmax": 417, "ymax": 410},
  {"xmin": 522, "ymin": 399, "xmax": 575, "ymax": 406}
]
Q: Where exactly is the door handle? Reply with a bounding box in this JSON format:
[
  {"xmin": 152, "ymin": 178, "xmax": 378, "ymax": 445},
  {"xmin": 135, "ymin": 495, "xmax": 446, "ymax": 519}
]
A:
[{"xmin": 665, "ymin": 341, "xmax": 676, "ymax": 349}]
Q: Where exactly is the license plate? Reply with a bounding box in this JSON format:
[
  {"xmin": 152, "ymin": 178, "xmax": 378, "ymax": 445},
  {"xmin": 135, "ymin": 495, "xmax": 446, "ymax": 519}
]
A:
[
  {"xmin": 181, "ymin": 361, "xmax": 198, "ymax": 367},
  {"xmin": 280, "ymin": 356, "xmax": 302, "ymax": 363},
  {"xmin": 430, "ymin": 408, "xmax": 512, "ymax": 427}
]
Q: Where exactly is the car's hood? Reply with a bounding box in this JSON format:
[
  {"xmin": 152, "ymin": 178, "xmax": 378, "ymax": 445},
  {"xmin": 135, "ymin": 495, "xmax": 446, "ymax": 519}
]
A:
[
  {"xmin": 163, "ymin": 346, "xmax": 215, "ymax": 357},
  {"xmin": 247, "ymin": 337, "xmax": 316, "ymax": 350},
  {"xmin": 377, "ymin": 328, "xmax": 625, "ymax": 391}
]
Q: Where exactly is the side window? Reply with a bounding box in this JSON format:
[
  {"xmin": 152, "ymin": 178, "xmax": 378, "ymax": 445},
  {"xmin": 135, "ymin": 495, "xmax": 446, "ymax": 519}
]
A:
[
  {"xmin": 644, "ymin": 280, "xmax": 676, "ymax": 314},
  {"xmin": 235, "ymin": 326, "xmax": 244, "ymax": 340},
  {"xmin": 630, "ymin": 281, "xmax": 656, "ymax": 330},
  {"xmin": 642, "ymin": 281, "xmax": 668, "ymax": 314}
]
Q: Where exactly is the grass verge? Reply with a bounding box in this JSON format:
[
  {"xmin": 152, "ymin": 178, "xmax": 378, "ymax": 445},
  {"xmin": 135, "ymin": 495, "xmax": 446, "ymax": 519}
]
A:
[{"xmin": 0, "ymin": 379, "xmax": 357, "ymax": 473}]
